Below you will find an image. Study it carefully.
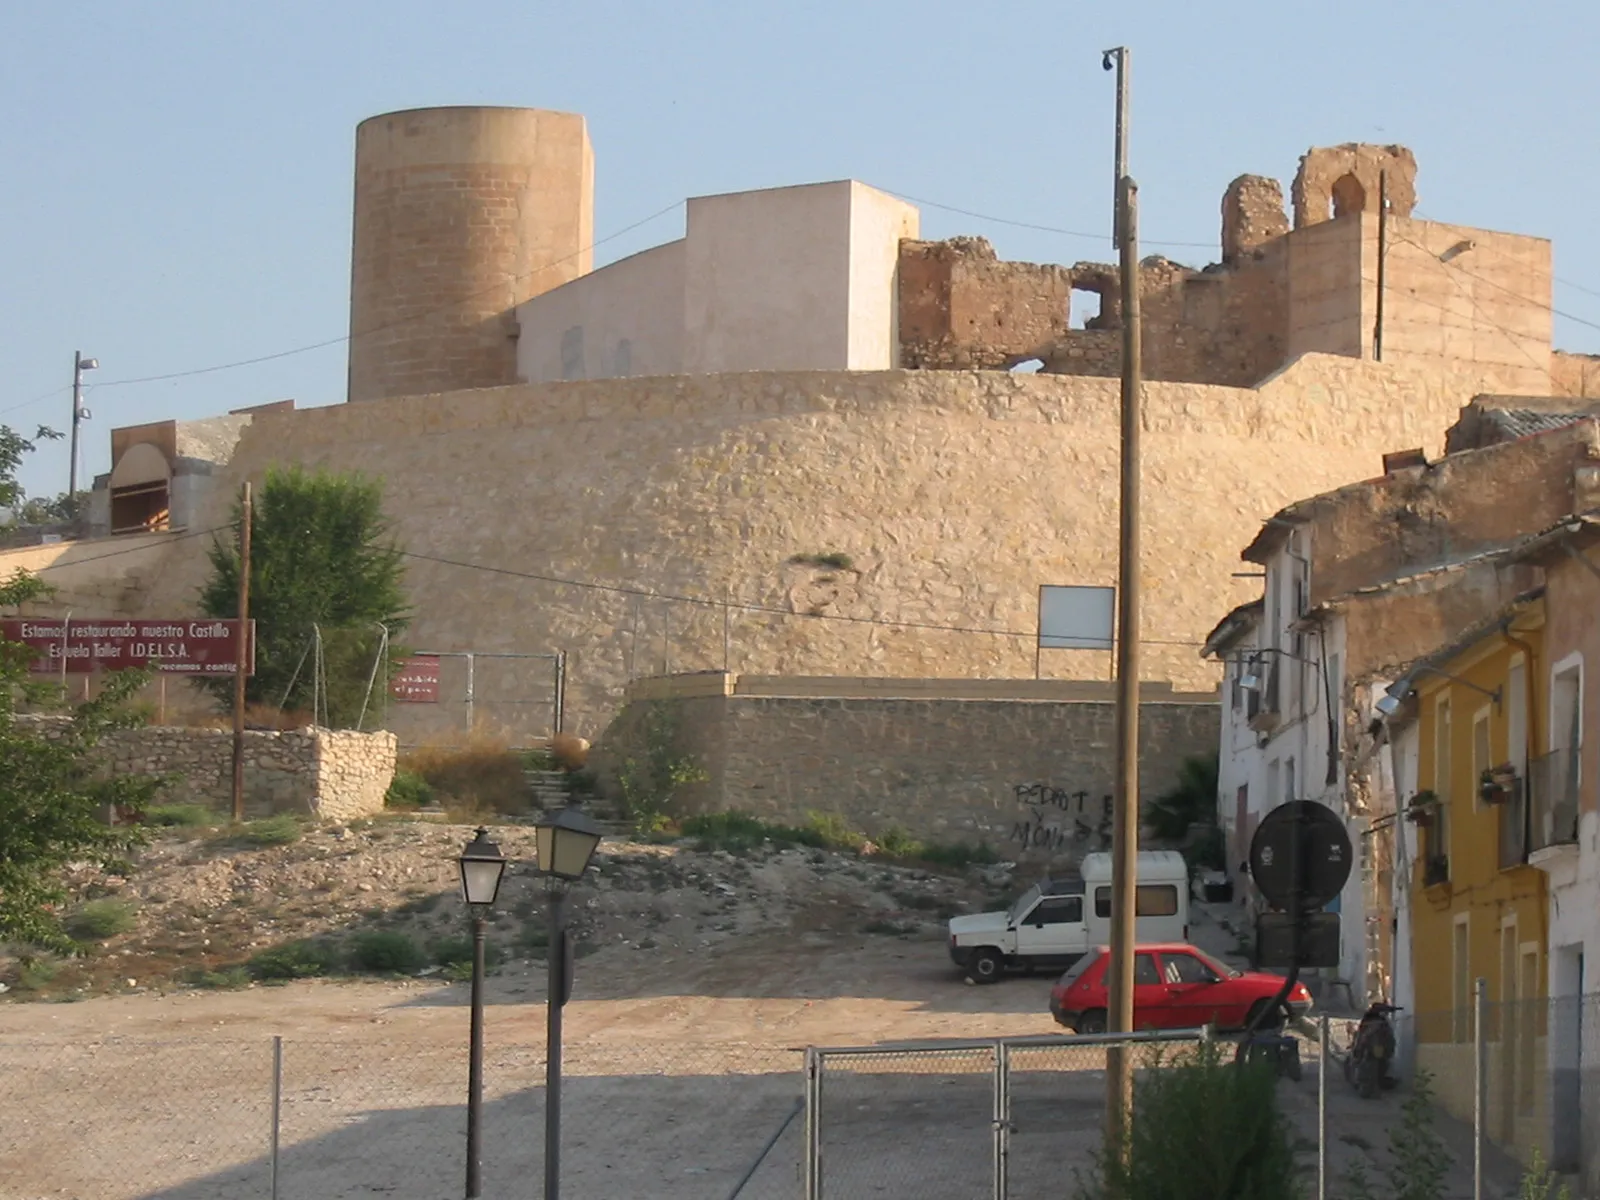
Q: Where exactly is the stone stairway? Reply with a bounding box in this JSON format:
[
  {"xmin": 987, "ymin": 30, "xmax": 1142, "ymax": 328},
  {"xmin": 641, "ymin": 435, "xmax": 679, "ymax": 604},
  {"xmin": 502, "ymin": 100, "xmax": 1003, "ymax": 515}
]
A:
[{"xmin": 521, "ymin": 768, "xmax": 632, "ymax": 836}]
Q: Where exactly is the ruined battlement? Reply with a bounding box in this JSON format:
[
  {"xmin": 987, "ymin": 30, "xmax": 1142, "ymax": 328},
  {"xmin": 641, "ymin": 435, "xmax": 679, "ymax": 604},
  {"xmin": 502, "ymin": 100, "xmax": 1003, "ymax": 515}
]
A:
[{"xmin": 897, "ymin": 143, "xmax": 1559, "ymax": 398}]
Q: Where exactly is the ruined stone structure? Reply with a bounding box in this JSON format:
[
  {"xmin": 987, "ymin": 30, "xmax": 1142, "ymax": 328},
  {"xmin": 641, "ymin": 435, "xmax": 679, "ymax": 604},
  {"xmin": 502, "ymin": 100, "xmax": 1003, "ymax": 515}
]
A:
[
  {"xmin": 897, "ymin": 143, "xmax": 1565, "ymax": 399},
  {"xmin": 8, "ymin": 116, "xmax": 1599, "ymax": 754}
]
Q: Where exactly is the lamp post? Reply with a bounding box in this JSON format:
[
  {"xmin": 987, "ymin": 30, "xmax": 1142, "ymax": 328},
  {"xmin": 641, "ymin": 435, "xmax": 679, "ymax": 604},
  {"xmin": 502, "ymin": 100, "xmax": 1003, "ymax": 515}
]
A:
[
  {"xmin": 457, "ymin": 828, "xmax": 507, "ymax": 1200},
  {"xmin": 534, "ymin": 805, "xmax": 604, "ymax": 1200},
  {"xmin": 69, "ymin": 351, "xmax": 98, "ymax": 502}
]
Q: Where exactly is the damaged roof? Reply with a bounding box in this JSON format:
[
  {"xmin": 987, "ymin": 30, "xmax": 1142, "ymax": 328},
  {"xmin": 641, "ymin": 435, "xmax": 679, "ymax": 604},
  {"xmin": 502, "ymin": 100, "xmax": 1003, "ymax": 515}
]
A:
[{"xmin": 1200, "ymin": 598, "xmax": 1264, "ymax": 659}]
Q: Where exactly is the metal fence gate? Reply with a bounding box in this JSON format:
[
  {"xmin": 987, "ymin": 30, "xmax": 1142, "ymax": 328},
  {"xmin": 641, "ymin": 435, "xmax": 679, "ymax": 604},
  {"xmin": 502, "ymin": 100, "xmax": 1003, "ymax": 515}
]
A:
[{"xmin": 801, "ymin": 1029, "xmax": 1209, "ymax": 1200}]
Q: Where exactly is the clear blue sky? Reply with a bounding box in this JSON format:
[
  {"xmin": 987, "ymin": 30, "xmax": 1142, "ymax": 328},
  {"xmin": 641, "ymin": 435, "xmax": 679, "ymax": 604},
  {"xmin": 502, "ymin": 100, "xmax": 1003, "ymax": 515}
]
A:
[{"xmin": 5, "ymin": 0, "xmax": 1599, "ymax": 500}]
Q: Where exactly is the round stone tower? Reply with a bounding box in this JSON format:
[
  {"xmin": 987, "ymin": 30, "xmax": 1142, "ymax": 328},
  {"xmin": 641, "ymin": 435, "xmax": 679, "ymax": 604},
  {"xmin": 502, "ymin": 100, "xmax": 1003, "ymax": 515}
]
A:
[{"xmin": 346, "ymin": 106, "xmax": 594, "ymax": 403}]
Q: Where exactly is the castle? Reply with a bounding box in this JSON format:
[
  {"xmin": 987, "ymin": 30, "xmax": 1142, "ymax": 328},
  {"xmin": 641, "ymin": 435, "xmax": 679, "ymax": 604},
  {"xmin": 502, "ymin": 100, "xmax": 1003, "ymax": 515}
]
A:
[{"xmin": 17, "ymin": 105, "xmax": 1598, "ymax": 753}]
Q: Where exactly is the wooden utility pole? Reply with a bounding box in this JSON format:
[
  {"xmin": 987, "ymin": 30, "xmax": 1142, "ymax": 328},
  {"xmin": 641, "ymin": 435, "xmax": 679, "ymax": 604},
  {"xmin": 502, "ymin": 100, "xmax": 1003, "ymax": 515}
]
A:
[
  {"xmin": 1374, "ymin": 169, "xmax": 1388, "ymax": 362},
  {"xmin": 230, "ymin": 481, "xmax": 252, "ymax": 823},
  {"xmin": 1104, "ymin": 158, "xmax": 1145, "ymax": 1158}
]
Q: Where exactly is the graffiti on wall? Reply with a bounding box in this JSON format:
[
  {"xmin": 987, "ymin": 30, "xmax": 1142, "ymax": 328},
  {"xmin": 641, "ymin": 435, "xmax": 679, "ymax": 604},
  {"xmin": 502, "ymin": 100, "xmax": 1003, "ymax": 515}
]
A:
[{"xmin": 1009, "ymin": 783, "xmax": 1112, "ymax": 854}]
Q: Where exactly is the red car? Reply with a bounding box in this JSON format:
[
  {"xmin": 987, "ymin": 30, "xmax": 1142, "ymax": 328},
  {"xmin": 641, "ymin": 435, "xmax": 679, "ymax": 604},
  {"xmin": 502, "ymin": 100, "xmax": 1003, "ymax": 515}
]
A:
[{"xmin": 1049, "ymin": 943, "xmax": 1313, "ymax": 1034}]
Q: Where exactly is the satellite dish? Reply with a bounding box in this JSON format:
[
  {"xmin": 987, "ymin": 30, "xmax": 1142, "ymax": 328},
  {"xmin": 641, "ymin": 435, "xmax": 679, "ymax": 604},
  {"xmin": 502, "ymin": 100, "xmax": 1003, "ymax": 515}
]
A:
[{"xmin": 1248, "ymin": 800, "xmax": 1353, "ymax": 912}]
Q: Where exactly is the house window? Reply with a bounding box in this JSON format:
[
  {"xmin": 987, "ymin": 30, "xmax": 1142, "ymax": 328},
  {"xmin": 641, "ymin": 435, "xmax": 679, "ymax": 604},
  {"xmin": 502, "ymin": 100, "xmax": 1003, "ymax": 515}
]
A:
[
  {"xmin": 1503, "ymin": 661, "xmax": 1528, "ymax": 868},
  {"xmin": 1431, "ymin": 696, "xmax": 1453, "ymax": 875},
  {"xmin": 1452, "ymin": 915, "xmax": 1471, "ymax": 1043},
  {"xmin": 1285, "ymin": 757, "xmax": 1296, "ymax": 804},
  {"xmin": 1472, "ymin": 708, "xmax": 1492, "ymax": 811}
]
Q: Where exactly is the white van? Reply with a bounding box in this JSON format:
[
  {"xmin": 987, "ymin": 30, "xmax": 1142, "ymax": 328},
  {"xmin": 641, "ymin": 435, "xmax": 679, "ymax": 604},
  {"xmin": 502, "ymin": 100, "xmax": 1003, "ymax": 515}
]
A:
[{"xmin": 947, "ymin": 850, "xmax": 1189, "ymax": 983}]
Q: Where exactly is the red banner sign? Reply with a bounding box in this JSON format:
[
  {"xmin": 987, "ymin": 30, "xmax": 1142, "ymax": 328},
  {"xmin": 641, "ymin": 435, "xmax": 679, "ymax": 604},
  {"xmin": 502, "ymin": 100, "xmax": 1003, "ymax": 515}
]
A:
[
  {"xmin": 390, "ymin": 655, "xmax": 441, "ymax": 703},
  {"xmin": 0, "ymin": 618, "xmax": 255, "ymax": 677}
]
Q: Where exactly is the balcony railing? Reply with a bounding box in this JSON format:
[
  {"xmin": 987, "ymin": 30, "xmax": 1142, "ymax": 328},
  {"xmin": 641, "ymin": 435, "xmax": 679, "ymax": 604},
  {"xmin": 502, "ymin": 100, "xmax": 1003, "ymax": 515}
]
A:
[{"xmin": 1528, "ymin": 747, "xmax": 1580, "ymax": 854}]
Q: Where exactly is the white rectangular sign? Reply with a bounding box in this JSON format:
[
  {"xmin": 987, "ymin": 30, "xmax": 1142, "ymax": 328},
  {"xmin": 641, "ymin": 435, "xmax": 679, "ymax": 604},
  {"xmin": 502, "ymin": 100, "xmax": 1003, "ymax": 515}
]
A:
[{"xmin": 1038, "ymin": 585, "xmax": 1115, "ymax": 651}]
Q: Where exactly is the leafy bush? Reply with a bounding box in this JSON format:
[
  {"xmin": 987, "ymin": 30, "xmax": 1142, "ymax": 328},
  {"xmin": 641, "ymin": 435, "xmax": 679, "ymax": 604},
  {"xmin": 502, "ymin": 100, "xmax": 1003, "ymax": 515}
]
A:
[
  {"xmin": 1076, "ymin": 1041, "xmax": 1300, "ymax": 1200},
  {"xmin": 1341, "ymin": 1067, "xmax": 1448, "ymax": 1200},
  {"xmin": 616, "ymin": 702, "xmax": 709, "ymax": 833},
  {"xmin": 146, "ymin": 804, "xmax": 217, "ymax": 828},
  {"xmin": 232, "ymin": 814, "xmax": 303, "ymax": 848},
  {"xmin": 1145, "ymin": 753, "xmax": 1221, "ymax": 842},
  {"xmin": 431, "ymin": 934, "xmax": 506, "ymax": 973},
  {"xmin": 384, "ymin": 768, "xmax": 434, "ymax": 810},
  {"xmin": 14, "ymin": 955, "xmax": 62, "ymax": 992},
  {"xmin": 65, "ymin": 899, "xmax": 137, "ymax": 941},
  {"xmin": 401, "ymin": 734, "xmax": 530, "ymax": 816},
  {"xmin": 915, "ymin": 840, "xmax": 1000, "ymax": 869},
  {"xmin": 802, "ymin": 811, "xmax": 865, "ymax": 851},
  {"xmin": 248, "ymin": 938, "xmax": 342, "ymax": 980},
  {"xmin": 190, "ymin": 966, "xmax": 251, "ymax": 990},
  {"xmin": 348, "ymin": 930, "xmax": 425, "ymax": 974}
]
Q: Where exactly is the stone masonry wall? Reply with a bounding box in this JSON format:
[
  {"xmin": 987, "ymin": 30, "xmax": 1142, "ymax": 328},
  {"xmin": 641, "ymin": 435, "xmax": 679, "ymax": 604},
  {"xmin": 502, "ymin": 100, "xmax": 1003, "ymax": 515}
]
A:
[
  {"xmin": 20, "ymin": 718, "xmax": 397, "ymax": 821},
  {"xmin": 593, "ymin": 675, "xmax": 1219, "ymax": 870},
  {"xmin": 11, "ymin": 355, "xmax": 1528, "ymax": 743}
]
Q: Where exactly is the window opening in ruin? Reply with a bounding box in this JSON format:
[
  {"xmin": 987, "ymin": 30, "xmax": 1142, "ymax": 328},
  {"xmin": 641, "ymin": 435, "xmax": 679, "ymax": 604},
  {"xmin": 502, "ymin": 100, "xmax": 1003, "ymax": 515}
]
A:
[
  {"xmin": 1070, "ymin": 288, "xmax": 1104, "ymax": 331},
  {"xmin": 1009, "ymin": 359, "xmax": 1044, "ymax": 374},
  {"xmin": 1330, "ymin": 174, "xmax": 1367, "ymax": 220}
]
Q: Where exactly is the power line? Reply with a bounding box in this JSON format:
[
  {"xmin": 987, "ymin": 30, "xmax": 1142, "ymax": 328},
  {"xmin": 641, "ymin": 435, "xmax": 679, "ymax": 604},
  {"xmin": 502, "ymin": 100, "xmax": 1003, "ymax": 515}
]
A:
[
  {"xmin": 396, "ymin": 546, "xmax": 1206, "ymax": 647},
  {"xmin": 81, "ymin": 200, "xmax": 688, "ymax": 393},
  {"xmin": 886, "ymin": 189, "xmax": 1218, "ymax": 251}
]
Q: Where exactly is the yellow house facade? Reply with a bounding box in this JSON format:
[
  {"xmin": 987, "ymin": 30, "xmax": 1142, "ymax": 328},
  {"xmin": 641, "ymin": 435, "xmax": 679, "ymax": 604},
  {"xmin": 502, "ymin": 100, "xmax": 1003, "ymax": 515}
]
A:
[{"xmin": 1408, "ymin": 589, "xmax": 1550, "ymax": 1162}]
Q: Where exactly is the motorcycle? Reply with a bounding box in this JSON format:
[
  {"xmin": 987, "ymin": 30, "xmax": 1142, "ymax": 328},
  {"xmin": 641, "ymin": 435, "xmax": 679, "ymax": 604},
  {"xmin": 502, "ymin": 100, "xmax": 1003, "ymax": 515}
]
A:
[{"xmin": 1344, "ymin": 1002, "xmax": 1401, "ymax": 1099}]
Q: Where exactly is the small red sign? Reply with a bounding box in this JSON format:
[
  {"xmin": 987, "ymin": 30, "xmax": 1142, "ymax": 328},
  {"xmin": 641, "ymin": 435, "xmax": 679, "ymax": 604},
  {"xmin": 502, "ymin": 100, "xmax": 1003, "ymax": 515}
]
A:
[
  {"xmin": 391, "ymin": 655, "xmax": 441, "ymax": 703},
  {"xmin": 0, "ymin": 618, "xmax": 255, "ymax": 677}
]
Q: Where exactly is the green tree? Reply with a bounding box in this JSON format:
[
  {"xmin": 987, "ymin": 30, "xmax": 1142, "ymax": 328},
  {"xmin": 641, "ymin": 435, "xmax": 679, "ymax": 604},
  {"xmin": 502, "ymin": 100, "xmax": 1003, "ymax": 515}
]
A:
[
  {"xmin": 199, "ymin": 466, "xmax": 409, "ymax": 728},
  {"xmin": 0, "ymin": 571, "xmax": 161, "ymax": 949},
  {"xmin": 0, "ymin": 424, "xmax": 64, "ymax": 514}
]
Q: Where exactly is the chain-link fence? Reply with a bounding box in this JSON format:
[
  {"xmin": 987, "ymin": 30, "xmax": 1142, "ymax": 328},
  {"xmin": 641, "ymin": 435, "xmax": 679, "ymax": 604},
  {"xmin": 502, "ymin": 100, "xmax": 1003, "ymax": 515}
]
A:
[
  {"xmin": 0, "ymin": 1037, "xmax": 801, "ymax": 1200},
  {"xmin": 9, "ymin": 1005, "xmax": 1593, "ymax": 1200},
  {"xmin": 803, "ymin": 1029, "xmax": 1212, "ymax": 1200}
]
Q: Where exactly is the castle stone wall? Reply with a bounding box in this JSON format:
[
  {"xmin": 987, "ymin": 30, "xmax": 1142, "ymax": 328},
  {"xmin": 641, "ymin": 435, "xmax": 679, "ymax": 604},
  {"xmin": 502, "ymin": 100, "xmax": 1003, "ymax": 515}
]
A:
[{"xmin": 61, "ymin": 356, "xmax": 1506, "ymax": 741}]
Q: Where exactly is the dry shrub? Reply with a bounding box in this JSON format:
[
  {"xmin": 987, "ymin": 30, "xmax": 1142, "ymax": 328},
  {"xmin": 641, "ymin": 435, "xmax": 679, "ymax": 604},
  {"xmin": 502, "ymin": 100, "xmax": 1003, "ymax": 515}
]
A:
[
  {"xmin": 401, "ymin": 732, "xmax": 530, "ymax": 815},
  {"xmin": 170, "ymin": 703, "xmax": 316, "ymax": 732}
]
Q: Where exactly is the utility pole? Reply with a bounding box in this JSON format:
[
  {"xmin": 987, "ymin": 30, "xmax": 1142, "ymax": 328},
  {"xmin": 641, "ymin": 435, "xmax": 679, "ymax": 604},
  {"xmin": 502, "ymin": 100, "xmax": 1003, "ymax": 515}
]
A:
[
  {"xmin": 1374, "ymin": 169, "xmax": 1388, "ymax": 362},
  {"xmin": 231, "ymin": 481, "xmax": 252, "ymax": 823},
  {"xmin": 68, "ymin": 351, "xmax": 98, "ymax": 502},
  {"xmin": 1104, "ymin": 48, "xmax": 1130, "ymax": 248},
  {"xmin": 1103, "ymin": 44, "xmax": 1144, "ymax": 1158}
]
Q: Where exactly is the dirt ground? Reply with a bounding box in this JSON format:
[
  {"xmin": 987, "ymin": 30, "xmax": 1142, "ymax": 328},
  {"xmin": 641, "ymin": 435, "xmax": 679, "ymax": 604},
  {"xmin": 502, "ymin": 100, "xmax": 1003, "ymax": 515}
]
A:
[{"xmin": 0, "ymin": 822, "xmax": 1528, "ymax": 1199}]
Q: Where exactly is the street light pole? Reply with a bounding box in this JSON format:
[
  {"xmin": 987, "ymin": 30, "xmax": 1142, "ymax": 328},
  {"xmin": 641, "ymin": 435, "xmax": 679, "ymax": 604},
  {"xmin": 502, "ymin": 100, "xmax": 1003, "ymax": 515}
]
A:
[
  {"xmin": 533, "ymin": 804, "xmax": 603, "ymax": 1200},
  {"xmin": 545, "ymin": 883, "xmax": 568, "ymax": 1200},
  {"xmin": 467, "ymin": 908, "xmax": 487, "ymax": 1198},
  {"xmin": 68, "ymin": 351, "xmax": 98, "ymax": 502},
  {"xmin": 457, "ymin": 829, "xmax": 507, "ymax": 1200}
]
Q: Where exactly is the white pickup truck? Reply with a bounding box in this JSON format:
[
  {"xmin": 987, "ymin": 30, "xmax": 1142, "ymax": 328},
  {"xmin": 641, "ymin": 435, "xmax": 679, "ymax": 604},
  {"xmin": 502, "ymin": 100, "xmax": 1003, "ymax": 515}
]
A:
[{"xmin": 947, "ymin": 850, "xmax": 1190, "ymax": 983}]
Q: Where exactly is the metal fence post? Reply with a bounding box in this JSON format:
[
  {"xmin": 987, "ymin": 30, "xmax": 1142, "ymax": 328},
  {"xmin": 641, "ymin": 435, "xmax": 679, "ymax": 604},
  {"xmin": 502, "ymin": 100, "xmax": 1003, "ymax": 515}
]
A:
[
  {"xmin": 804, "ymin": 1047, "xmax": 821, "ymax": 1200},
  {"xmin": 1317, "ymin": 1015, "xmax": 1328, "ymax": 1200},
  {"xmin": 993, "ymin": 1041, "xmax": 1009, "ymax": 1200},
  {"xmin": 270, "ymin": 1035, "xmax": 282, "ymax": 1200},
  {"xmin": 1474, "ymin": 977, "xmax": 1487, "ymax": 1200}
]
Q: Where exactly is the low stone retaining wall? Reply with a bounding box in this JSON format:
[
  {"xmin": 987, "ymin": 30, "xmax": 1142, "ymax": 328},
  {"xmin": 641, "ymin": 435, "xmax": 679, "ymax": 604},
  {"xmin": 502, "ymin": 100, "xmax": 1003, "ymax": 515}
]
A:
[
  {"xmin": 593, "ymin": 673, "xmax": 1219, "ymax": 868},
  {"xmin": 19, "ymin": 717, "xmax": 396, "ymax": 821}
]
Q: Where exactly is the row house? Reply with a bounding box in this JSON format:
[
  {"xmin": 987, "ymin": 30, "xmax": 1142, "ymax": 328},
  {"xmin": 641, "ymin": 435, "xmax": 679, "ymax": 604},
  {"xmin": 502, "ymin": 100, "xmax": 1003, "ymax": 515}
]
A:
[
  {"xmin": 1207, "ymin": 413, "xmax": 1600, "ymax": 1182},
  {"xmin": 1207, "ymin": 419, "xmax": 1595, "ymax": 1005}
]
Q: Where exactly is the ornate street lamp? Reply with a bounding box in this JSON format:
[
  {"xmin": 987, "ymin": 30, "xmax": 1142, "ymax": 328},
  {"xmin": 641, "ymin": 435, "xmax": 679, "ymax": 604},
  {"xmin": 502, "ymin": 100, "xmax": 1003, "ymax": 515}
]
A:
[
  {"xmin": 534, "ymin": 804, "xmax": 603, "ymax": 1200},
  {"xmin": 457, "ymin": 827, "xmax": 506, "ymax": 1199}
]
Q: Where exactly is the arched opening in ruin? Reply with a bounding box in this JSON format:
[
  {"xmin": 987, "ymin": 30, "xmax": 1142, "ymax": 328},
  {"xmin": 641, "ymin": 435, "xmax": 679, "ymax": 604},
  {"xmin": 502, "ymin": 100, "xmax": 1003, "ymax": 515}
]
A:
[{"xmin": 1331, "ymin": 174, "xmax": 1367, "ymax": 220}]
